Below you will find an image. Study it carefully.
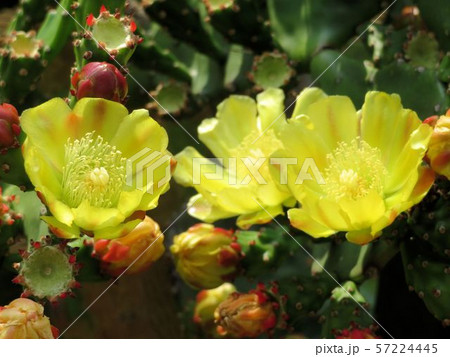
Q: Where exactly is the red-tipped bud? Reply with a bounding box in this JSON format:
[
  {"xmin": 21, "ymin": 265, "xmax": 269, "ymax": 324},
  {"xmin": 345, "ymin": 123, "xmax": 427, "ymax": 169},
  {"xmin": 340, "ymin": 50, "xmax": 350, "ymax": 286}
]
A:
[
  {"xmin": 214, "ymin": 290, "xmax": 277, "ymax": 338},
  {"xmin": 92, "ymin": 216, "xmax": 165, "ymax": 277},
  {"xmin": 170, "ymin": 224, "xmax": 241, "ymax": 289},
  {"xmin": 71, "ymin": 62, "xmax": 128, "ymax": 103},
  {"xmin": 426, "ymin": 111, "xmax": 450, "ymax": 179},
  {"xmin": 0, "ymin": 103, "xmax": 20, "ymax": 150},
  {"xmin": 193, "ymin": 283, "xmax": 236, "ymax": 336}
]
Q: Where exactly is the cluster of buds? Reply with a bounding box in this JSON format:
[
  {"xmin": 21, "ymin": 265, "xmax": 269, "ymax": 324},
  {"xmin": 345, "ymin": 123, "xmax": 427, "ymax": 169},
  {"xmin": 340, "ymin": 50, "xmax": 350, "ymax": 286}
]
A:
[
  {"xmin": 193, "ymin": 283, "xmax": 236, "ymax": 336},
  {"xmin": 12, "ymin": 237, "xmax": 80, "ymax": 303},
  {"xmin": 0, "ymin": 298, "xmax": 58, "ymax": 339},
  {"xmin": 0, "ymin": 103, "xmax": 21, "ymax": 153},
  {"xmin": 92, "ymin": 216, "xmax": 165, "ymax": 277},
  {"xmin": 214, "ymin": 283, "xmax": 284, "ymax": 338},
  {"xmin": 170, "ymin": 224, "xmax": 242, "ymax": 289},
  {"xmin": 334, "ymin": 322, "xmax": 380, "ymax": 339},
  {"xmin": 74, "ymin": 5, "xmax": 141, "ymax": 66},
  {"xmin": 425, "ymin": 110, "xmax": 450, "ymax": 179},
  {"xmin": 0, "ymin": 186, "xmax": 21, "ymax": 226},
  {"xmin": 71, "ymin": 61, "xmax": 128, "ymax": 102}
]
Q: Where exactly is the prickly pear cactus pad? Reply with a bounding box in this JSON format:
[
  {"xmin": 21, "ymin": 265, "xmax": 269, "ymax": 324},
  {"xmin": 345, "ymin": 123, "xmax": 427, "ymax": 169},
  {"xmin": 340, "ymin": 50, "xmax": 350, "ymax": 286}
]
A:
[{"xmin": 0, "ymin": 0, "xmax": 449, "ymax": 340}]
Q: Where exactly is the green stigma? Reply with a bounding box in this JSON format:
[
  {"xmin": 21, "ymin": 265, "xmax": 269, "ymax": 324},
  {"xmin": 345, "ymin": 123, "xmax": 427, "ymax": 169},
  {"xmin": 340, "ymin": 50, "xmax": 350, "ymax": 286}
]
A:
[{"xmin": 61, "ymin": 132, "xmax": 126, "ymax": 208}]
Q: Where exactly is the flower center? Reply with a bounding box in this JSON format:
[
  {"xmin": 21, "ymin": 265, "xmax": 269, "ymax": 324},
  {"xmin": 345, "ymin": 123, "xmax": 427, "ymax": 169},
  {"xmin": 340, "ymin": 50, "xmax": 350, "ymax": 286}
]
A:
[
  {"xmin": 61, "ymin": 132, "xmax": 126, "ymax": 208},
  {"xmin": 324, "ymin": 139, "xmax": 386, "ymax": 201}
]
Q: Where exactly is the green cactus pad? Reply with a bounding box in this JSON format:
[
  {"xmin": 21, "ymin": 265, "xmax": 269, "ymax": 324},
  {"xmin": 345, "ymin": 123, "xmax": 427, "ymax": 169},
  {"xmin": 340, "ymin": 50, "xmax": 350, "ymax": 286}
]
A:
[
  {"xmin": 267, "ymin": 0, "xmax": 379, "ymax": 62},
  {"xmin": 203, "ymin": 0, "xmax": 271, "ymax": 51},
  {"xmin": 374, "ymin": 61, "xmax": 448, "ymax": 119},
  {"xmin": 401, "ymin": 236, "xmax": 450, "ymax": 324},
  {"xmin": 318, "ymin": 280, "xmax": 375, "ymax": 338},
  {"xmin": 438, "ymin": 53, "xmax": 450, "ymax": 83},
  {"xmin": 223, "ymin": 44, "xmax": 253, "ymax": 91},
  {"xmin": 417, "ymin": 0, "xmax": 450, "ymax": 51},
  {"xmin": 144, "ymin": 0, "xmax": 228, "ymax": 59},
  {"xmin": 409, "ymin": 180, "xmax": 450, "ymax": 259},
  {"xmin": 310, "ymin": 50, "xmax": 371, "ymax": 108},
  {"xmin": 405, "ymin": 32, "xmax": 440, "ymax": 69}
]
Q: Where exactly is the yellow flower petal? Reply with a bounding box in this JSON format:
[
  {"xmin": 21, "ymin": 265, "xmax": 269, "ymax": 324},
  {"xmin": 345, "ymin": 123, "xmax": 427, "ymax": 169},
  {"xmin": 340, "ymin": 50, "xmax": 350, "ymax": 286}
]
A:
[
  {"xmin": 360, "ymin": 91, "xmax": 432, "ymax": 194},
  {"xmin": 287, "ymin": 208, "xmax": 337, "ymax": 238},
  {"xmin": 41, "ymin": 216, "xmax": 80, "ymax": 239},
  {"xmin": 174, "ymin": 146, "xmax": 234, "ymax": 194},
  {"xmin": 110, "ymin": 109, "xmax": 169, "ymax": 158},
  {"xmin": 22, "ymin": 141, "xmax": 62, "ymax": 197},
  {"xmin": 385, "ymin": 123, "xmax": 432, "ymax": 194},
  {"xmin": 72, "ymin": 200, "xmax": 125, "ymax": 232},
  {"xmin": 338, "ymin": 190, "xmax": 386, "ymax": 231},
  {"xmin": 187, "ymin": 194, "xmax": 237, "ymax": 223},
  {"xmin": 236, "ymin": 205, "xmax": 284, "ymax": 229},
  {"xmin": 71, "ymin": 98, "xmax": 128, "ymax": 141},
  {"xmin": 256, "ymin": 88, "xmax": 286, "ymax": 131},
  {"xmin": 93, "ymin": 219, "xmax": 143, "ymax": 239},
  {"xmin": 291, "ymin": 88, "xmax": 328, "ymax": 119},
  {"xmin": 300, "ymin": 95, "xmax": 359, "ymax": 149},
  {"xmin": 20, "ymin": 98, "xmax": 71, "ymax": 168},
  {"xmin": 346, "ymin": 229, "xmax": 379, "ymax": 245},
  {"xmin": 198, "ymin": 95, "xmax": 257, "ymax": 157},
  {"xmin": 117, "ymin": 189, "xmax": 145, "ymax": 217}
]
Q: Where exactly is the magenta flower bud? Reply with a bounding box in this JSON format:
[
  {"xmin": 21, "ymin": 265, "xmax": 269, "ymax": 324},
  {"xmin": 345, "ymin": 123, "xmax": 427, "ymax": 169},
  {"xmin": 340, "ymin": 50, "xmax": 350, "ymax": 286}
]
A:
[
  {"xmin": 71, "ymin": 62, "xmax": 128, "ymax": 103},
  {"xmin": 0, "ymin": 103, "xmax": 21, "ymax": 151}
]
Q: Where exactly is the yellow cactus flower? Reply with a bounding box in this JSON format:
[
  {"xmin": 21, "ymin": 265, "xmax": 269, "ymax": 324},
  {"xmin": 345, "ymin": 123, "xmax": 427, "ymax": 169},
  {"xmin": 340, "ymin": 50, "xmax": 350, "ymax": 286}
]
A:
[
  {"xmin": 21, "ymin": 98, "xmax": 172, "ymax": 239},
  {"xmin": 276, "ymin": 88, "xmax": 435, "ymax": 244},
  {"xmin": 425, "ymin": 110, "xmax": 450, "ymax": 179},
  {"xmin": 174, "ymin": 88, "xmax": 292, "ymax": 229},
  {"xmin": 0, "ymin": 298, "xmax": 56, "ymax": 339}
]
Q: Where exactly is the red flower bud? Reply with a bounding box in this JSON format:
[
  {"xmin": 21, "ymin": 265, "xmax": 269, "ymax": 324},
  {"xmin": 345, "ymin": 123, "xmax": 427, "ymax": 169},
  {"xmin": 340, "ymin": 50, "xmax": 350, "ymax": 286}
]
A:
[
  {"xmin": 214, "ymin": 291, "xmax": 277, "ymax": 338},
  {"xmin": 0, "ymin": 103, "xmax": 20, "ymax": 150},
  {"xmin": 71, "ymin": 62, "xmax": 128, "ymax": 103},
  {"xmin": 92, "ymin": 216, "xmax": 165, "ymax": 277}
]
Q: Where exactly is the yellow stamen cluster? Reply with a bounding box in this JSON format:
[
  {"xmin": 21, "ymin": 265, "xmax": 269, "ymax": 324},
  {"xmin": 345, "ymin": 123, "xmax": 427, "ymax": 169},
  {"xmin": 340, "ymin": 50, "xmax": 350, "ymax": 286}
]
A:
[
  {"xmin": 324, "ymin": 139, "xmax": 386, "ymax": 201},
  {"xmin": 61, "ymin": 132, "xmax": 125, "ymax": 208}
]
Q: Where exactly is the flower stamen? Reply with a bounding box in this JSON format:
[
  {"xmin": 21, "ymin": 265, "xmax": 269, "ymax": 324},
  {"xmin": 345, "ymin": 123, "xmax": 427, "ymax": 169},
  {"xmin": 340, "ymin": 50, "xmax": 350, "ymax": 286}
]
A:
[
  {"xmin": 324, "ymin": 139, "xmax": 386, "ymax": 201},
  {"xmin": 61, "ymin": 132, "xmax": 125, "ymax": 208}
]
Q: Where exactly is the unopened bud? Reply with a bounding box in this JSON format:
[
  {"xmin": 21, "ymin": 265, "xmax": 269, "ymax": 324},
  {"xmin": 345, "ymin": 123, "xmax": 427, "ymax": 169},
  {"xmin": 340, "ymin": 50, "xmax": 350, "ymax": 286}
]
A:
[
  {"xmin": 170, "ymin": 224, "xmax": 241, "ymax": 289},
  {"xmin": 71, "ymin": 62, "xmax": 128, "ymax": 102},
  {"xmin": 93, "ymin": 216, "xmax": 165, "ymax": 277}
]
